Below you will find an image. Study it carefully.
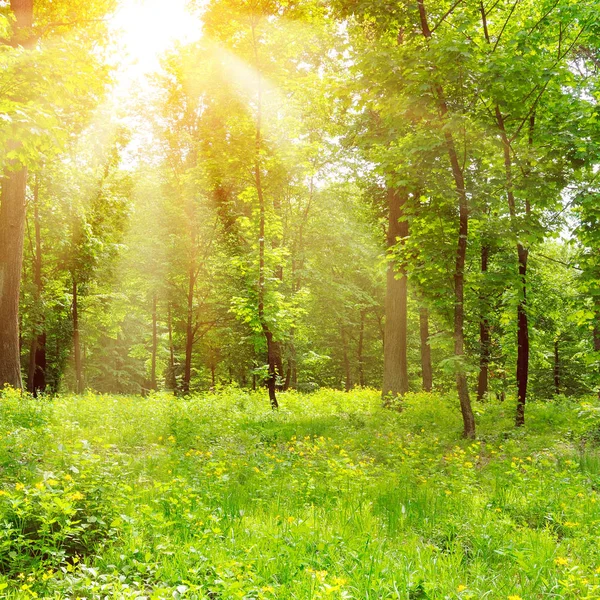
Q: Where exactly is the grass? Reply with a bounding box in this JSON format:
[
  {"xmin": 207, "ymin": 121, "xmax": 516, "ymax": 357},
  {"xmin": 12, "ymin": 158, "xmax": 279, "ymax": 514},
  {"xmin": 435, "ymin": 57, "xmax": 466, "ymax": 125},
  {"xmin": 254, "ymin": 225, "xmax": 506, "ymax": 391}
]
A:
[{"xmin": 1, "ymin": 386, "xmax": 600, "ymax": 599}]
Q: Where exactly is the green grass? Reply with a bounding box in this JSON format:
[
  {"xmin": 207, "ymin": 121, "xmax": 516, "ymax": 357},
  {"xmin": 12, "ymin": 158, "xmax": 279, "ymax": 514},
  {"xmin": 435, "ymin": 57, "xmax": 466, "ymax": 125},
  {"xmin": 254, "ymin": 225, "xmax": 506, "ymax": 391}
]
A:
[{"xmin": 1, "ymin": 387, "xmax": 600, "ymax": 599}]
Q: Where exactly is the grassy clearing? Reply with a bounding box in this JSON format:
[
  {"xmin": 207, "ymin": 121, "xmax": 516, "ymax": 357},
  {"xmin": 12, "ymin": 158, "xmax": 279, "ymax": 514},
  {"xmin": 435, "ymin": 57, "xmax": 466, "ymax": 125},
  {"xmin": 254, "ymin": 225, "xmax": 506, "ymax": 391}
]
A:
[{"xmin": 1, "ymin": 387, "xmax": 600, "ymax": 599}]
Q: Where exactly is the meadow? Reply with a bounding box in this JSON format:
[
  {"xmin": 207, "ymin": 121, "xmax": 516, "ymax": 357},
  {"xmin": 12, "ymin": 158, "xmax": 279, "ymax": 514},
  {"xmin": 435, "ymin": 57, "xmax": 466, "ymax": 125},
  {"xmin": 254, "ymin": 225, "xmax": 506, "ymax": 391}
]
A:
[{"xmin": 2, "ymin": 387, "xmax": 600, "ymax": 599}]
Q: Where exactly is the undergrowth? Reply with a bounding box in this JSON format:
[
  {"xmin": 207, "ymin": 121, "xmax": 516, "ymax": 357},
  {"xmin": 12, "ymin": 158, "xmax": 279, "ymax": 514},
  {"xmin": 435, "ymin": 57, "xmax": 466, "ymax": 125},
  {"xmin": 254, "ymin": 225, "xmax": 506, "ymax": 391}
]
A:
[{"xmin": 1, "ymin": 386, "xmax": 600, "ymax": 599}]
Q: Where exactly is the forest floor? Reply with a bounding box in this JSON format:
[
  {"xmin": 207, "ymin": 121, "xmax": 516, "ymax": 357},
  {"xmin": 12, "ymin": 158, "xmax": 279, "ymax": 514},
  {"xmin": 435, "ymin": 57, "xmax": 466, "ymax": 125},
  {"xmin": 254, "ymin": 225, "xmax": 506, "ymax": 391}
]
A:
[{"xmin": 1, "ymin": 388, "xmax": 600, "ymax": 599}]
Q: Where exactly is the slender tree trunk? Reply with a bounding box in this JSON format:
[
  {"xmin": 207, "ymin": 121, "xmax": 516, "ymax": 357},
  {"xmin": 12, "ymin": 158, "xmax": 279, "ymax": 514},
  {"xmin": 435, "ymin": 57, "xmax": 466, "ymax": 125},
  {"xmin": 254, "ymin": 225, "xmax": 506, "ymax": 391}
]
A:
[
  {"xmin": 150, "ymin": 293, "xmax": 158, "ymax": 390},
  {"xmin": 358, "ymin": 309, "xmax": 366, "ymax": 387},
  {"xmin": 72, "ymin": 278, "xmax": 84, "ymax": 394},
  {"xmin": 382, "ymin": 187, "xmax": 409, "ymax": 403},
  {"xmin": 252, "ymin": 21, "xmax": 277, "ymax": 409},
  {"xmin": 418, "ymin": 0, "xmax": 475, "ymax": 438},
  {"xmin": 594, "ymin": 307, "xmax": 600, "ymax": 400},
  {"xmin": 0, "ymin": 0, "xmax": 34, "ymax": 390},
  {"xmin": 477, "ymin": 245, "xmax": 491, "ymax": 401},
  {"xmin": 210, "ymin": 363, "xmax": 216, "ymax": 388},
  {"xmin": 166, "ymin": 302, "xmax": 176, "ymax": 390},
  {"xmin": 27, "ymin": 176, "xmax": 46, "ymax": 395},
  {"xmin": 183, "ymin": 268, "xmax": 194, "ymax": 394},
  {"xmin": 341, "ymin": 324, "xmax": 352, "ymax": 392},
  {"xmin": 481, "ymin": 4, "xmax": 529, "ymax": 425},
  {"xmin": 553, "ymin": 338, "xmax": 560, "ymax": 396},
  {"xmin": 495, "ymin": 106, "xmax": 530, "ymax": 426},
  {"xmin": 419, "ymin": 306, "xmax": 433, "ymax": 392}
]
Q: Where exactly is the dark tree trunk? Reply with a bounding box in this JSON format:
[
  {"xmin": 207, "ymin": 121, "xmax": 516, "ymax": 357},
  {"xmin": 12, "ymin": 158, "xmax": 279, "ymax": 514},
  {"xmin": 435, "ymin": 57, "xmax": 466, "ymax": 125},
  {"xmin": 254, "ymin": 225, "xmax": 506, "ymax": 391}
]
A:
[
  {"xmin": 210, "ymin": 363, "xmax": 216, "ymax": 388},
  {"xmin": 418, "ymin": 0, "xmax": 475, "ymax": 437},
  {"xmin": 252, "ymin": 22, "xmax": 277, "ymax": 409},
  {"xmin": 72, "ymin": 278, "xmax": 84, "ymax": 394},
  {"xmin": 0, "ymin": 1, "xmax": 34, "ymax": 389},
  {"xmin": 419, "ymin": 306, "xmax": 433, "ymax": 392},
  {"xmin": 382, "ymin": 187, "xmax": 409, "ymax": 403},
  {"xmin": 183, "ymin": 268, "xmax": 194, "ymax": 394},
  {"xmin": 477, "ymin": 245, "xmax": 491, "ymax": 401},
  {"xmin": 594, "ymin": 307, "xmax": 600, "ymax": 400},
  {"xmin": 515, "ymin": 245, "xmax": 529, "ymax": 425},
  {"xmin": 494, "ymin": 106, "xmax": 530, "ymax": 426},
  {"xmin": 481, "ymin": 6, "xmax": 530, "ymax": 425},
  {"xmin": 150, "ymin": 293, "xmax": 158, "ymax": 391},
  {"xmin": 27, "ymin": 176, "xmax": 46, "ymax": 395},
  {"xmin": 553, "ymin": 338, "xmax": 560, "ymax": 396},
  {"xmin": 357, "ymin": 309, "xmax": 366, "ymax": 387}
]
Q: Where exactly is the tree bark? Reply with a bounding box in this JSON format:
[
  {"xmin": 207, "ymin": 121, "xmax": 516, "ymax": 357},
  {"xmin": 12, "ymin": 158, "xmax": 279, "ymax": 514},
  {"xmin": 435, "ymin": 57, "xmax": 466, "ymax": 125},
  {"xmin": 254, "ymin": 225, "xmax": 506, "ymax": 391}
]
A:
[
  {"xmin": 419, "ymin": 306, "xmax": 433, "ymax": 392},
  {"xmin": 594, "ymin": 305, "xmax": 600, "ymax": 400},
  {"xmin": 166, "ymin": 302, "xmax": 176, "ymax": 390},
  {"xmin": 553, "ymin": 338, "xmax": 560, "ymax": 396},
  {"xmin": 182, "ymin": 267, "xmax": 194, "ymax": 394},
  {"xmin": 27, "ymin": 175, "xmax": 46, "ymax": 395},
  {"xmin": 252, "ymin": 20, "xmax": 278, "ymax": 409},
  {"xmin": 477, "ymin": 245, "xmax": 491, "ymax": 401},
  {"xmin": 150, "ymin": 293, "xmax": 158, "ymax": 391},
  {"xmin": 382, "ymin": 187, "xmax": 409, "ymax": 403},
  {"xmin": 481, "ymin": 4, "xmax": 529, "ymax": 425},
  {"xmin": 358, "ymin": 308, "xmax": 366, "ymax": 387},
  {"xmin": 495, "ymin": 106, "xmax": 530, "ymax": 426},
  {"xmin": 72, "ymin": 278, "xmax": 84, "ymax": 394},
  {"xmin": 0, "ymin": 1, "xmax": 34, "ymax": 389},
  {"xmin": 418, "ymin": 0, "xmax": 476, "ymax": 438},
  {"xmin": 341, "ymin": 324, "xmax": 352, "ymax": 391}
]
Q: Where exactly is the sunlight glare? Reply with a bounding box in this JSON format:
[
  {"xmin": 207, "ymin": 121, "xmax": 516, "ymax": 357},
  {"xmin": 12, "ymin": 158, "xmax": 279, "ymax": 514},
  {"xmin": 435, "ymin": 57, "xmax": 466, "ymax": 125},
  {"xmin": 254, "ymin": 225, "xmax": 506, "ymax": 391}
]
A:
[{"xmin": 111, "ymin": 0, "xmax": 202, "ymax": 90}]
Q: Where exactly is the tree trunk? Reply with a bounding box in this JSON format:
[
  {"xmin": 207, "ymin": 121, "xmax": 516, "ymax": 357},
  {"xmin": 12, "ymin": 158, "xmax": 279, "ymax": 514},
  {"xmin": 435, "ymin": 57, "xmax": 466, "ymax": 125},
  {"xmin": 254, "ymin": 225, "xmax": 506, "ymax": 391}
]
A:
[
  {"xmin": 477, "ymin": 245, "xmax": 491, "ymax": 401},
  {"xmin": 341, "ymin": 324, "xmax": 352, "ymax": 392},
  {"xmin": 480, "ymin": 5, "xmax": 530, "ymax": 425},
  {"xmin": 494, "ymin": 106, "xmax": 530, "ymax": 426},
  {"xmin": 0, "ymin": 1, "xmax": 34, "ymax": 389},
  {"xmin": 252, "ymin": 21, "xmax": 278, "ymax": 409},
  {"xmin": 553, "ymin": 338, "xmax": 560, "ymax": 396},
  {"xmin": 419, "ymin": 306, "xmax": 433, "ymax": 392},
  {"xmin": 182, "ymin": 268, "xmax": 194, "ymax": 394},
  {"xmin": 357, "ymin": 309, "xmax": 366, "ymax": 387},
  {"xmin": 72, "ymin": 278, "xmax": 84, "ymax": 394},
  {"xmin": 27, "ymin": 176, "xmax": 46, "ymax": 395},
  {"xmin": 594, "ymin": 306, "xmax": 600, "ymax": 400},
  {"xmin": 418, "ymin": 0, "xmax": 475, "ymax": 438},
  {"xmin": 382, "ymin": 187, "xmax": 409, "ymax": 403},
  {"xmin": 150, "ymin": 293, "xmax": 158, "ymax": 390},
  {"xmin": 166, "ymin": 302, "xmax": 176, "ymax": 390}
]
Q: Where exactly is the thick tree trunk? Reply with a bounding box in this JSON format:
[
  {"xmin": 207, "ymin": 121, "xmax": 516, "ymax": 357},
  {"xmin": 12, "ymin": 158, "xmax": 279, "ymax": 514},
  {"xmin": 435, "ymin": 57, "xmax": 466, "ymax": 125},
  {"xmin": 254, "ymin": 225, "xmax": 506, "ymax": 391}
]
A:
[
  {"xmin": 183, "ymin": 268, "xmax": 194, "ymax": 394},
  {"xmin": 27, "ymin": 176, "xmax": 46, "ymax": 395},
  {"xmin": 72, "ymin": 278, "xmax": 84, "ymax": 394},
  {"xmin": 382, "ymin": 187, "xmax": 409, "ymax": 403},
  {"xmin": 419, "ymin": 306, "xmax": 433, "ymax": 392},
  {"xmin": 0, "ymin": 154, "xmax": 27, "ymax": 389},
  {"xmin": 150, "ymin": 293, "xmax": 158, "ymax": 391},
  {"xmin": 0, "ymin": 1, "xmax": 34, "ymax": 389},
  {"xmin": 477, "ymin": 245, "xmax": 491, "ymax": 401}
]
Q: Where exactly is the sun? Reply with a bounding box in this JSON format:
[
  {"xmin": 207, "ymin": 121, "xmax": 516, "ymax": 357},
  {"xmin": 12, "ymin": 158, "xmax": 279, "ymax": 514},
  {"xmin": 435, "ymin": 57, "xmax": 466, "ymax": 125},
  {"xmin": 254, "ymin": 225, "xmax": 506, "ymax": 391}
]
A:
[{"xmin": 111, "ymin": 0, "xmax": 202, "ymax": 89}]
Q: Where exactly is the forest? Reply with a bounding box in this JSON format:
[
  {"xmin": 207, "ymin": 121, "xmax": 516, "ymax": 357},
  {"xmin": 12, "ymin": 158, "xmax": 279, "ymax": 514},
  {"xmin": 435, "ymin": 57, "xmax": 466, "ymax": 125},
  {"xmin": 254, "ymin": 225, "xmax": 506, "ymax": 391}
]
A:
[{"xmin": 0, "ymin": 0, "xmax": 600, "ymax": 597}]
